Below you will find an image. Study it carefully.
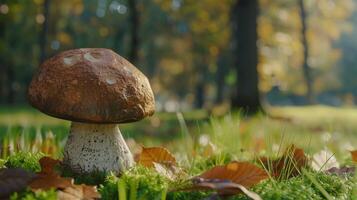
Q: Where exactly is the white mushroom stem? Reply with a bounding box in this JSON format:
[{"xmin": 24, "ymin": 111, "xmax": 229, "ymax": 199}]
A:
[{"xmin": 63, "ymin": 122, "xmax": 134, "ymax": 174}]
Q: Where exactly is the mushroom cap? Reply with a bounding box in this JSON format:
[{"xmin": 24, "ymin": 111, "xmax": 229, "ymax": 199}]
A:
[{"xmin": 28, "ymin": 48, "xmax": 155, "ymax": 123}]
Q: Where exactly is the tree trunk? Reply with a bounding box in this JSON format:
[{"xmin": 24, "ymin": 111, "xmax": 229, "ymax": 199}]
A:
[
  {"xmin": 0, "ymin": 18, "xmax": 5, "ymax": 103},
  {"xmin": 215, "ymin": 53, "xmax": 227, "ymax": 104},
  {"xmin": 6, "ymin": 65, "xmax": 15, "ymax": 104},
  {"xmin": 298, "ymin": 0, "xmax": 314, "ymax": 104},
  {"xmin": 231, "ymin": 0, "xmax": 261, "ymax": 113},
  {"xmin": 39, "ymin": 0, "xmax": 50, "ymax": 63},
  {"xmin": 128, "ymin": 0, "xmax": 139, "ymax": 64},
  {"xmin": 195, "ymin": 79, "xmax": 205, "ymax": 108}
]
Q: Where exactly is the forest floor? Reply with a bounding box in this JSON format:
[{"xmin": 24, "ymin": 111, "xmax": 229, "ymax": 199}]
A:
[{"xmin": 1, "ymin": 105, "xmax": 357, "ymax": 199}]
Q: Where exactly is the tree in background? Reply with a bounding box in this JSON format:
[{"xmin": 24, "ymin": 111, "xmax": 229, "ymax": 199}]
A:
[
  {"xmin": 298, "ymin": 0, "xmax": 314, "ymax": 103},
  {"xmin": 259, "ymin": 0, "xmax": 354, "ymax": 103},
  {"xmin": 128, "ymin": 0, "xmax": 139, "ymax": 64},
  {"xmin": 338, "ymin": 7, "xmax": 357, "ymax": 97},
  {"xmin": 39, "ymin": 0, "xmax": 50, "ymax": 63},
  {"xmin": 231, "ymin": 0, "xmax": 262, "ymax": 113},
  {"xmin": 0, "ymin": 0, "xmax": 39, "ymax": 104},
  {"xmin": 155, "ymin": 0, "xmax": 231, "ymax": 108},
  {"xmin": 0, "ymin": 0, "xmax": 355, "ymax": 109}
]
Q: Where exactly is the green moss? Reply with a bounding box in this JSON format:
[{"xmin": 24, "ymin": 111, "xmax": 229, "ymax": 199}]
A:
[
  {"xmin": 4, "ymin": 152, "xmax": 44, "ymax": 172},
  {"xmin": 100, "ymin": 166, "xmax": 171, "ymax": 200},
  {"xmin": 251, "ymin": 172, "xmax": 353, "ymax": 200},
  {"xmin": 10, "ymin": 189, "xmax": 57, "ymax": 200},
  {"xmin": 167, "ymin": 191, "xmax": 210, "ymax": 200},
  {"xmin": 0, "ymin": 158, "xmax": 6, "ymax": 168}
]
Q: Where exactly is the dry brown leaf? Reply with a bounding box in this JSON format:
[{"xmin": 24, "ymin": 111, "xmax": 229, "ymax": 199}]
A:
[
  {"xmin": 153, "ymin": 162, "xmax": 177, "ymax": 180},
  {"xmin": 197, "ymin": 161, "xmax": 268, "ymax": 188},
  {"xmin": 326, "ymin": 166, "xmax": 355, "ymax": 176},
  {"xmin": 350, "ymin": 150, "xmax": 357, "ymax": 162},
  {"xmin": 0, "ymin": 168, "xmax": 36, "ymax": 199},
  {"xmin": 57, "ymin": 186, "xmax": 83, "ymax": 200},
  {"xmin": 136, "ymin": 146, "xmax": 177, "ymax": 167},
  {"xmin": 57, "ymin": 185, "xmax": 100, "ymax": 200},
  {"xmin": 192, "ymin": 178, "xmax": 262, "ymax": 200},
  {"xmin": 136, "ymin": 146, "xmax": 186, "ymax": 180},
  {"xmin": 153, "ymin": 162, "xmax": 186, "ymax": 180},
  {"xmin": 38, "ymin": 156, "xmax": 61, "ymax": 175},
  {"xmin": 29, "ymin": 156, "xmax": 72, "ymax": 190},
  {"xmin": 29, "ymin": 173, "xmax": 73, "ymax": 191},
  {"xmin": 186, "ymin": 162, "xmax": 267, "ymax": 199},
  {"xmin": 29, "ymin": 156, "xmax": 100, "ymax": 199},
  {"xmin": 260, "ymin": 145, "xmax": 308, "ymax": 178}
]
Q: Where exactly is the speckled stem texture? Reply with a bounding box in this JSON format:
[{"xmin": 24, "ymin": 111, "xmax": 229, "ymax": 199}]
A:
[{"xmin": 63, "ymin": 122, "xmax": 134, "ymax": 174}]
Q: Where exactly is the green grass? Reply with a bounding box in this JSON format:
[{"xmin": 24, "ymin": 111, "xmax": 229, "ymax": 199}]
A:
[
  {"xmin": 3, "ymin": 152, "xmax": 356, "ymax": 200},
  {"xmin": 2, "ymin": 105, "xmax": 357, "ymax": 199}
]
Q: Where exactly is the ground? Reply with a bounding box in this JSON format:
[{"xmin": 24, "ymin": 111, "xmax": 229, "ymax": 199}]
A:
[{"xmin": 1, "ymin": 105, "xmax": 357, "ymax": 199}]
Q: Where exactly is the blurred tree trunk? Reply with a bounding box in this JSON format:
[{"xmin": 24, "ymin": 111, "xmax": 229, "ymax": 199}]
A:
[
  {"xmin": 128, "ymin": 0, "xmax": 139, "ymax": 64},
  {"xmin": 215, "ymin": 53, "xmax": 228, "ymax": 104},
  {"xmin": 299, "ymin": 0, "xmax": 314, "ymax": 103},
  {"xmin": 0, "ymin": 69, "xmax": 4, "ymax": 103},
  {"xmin": 114, "ymin": 24, "xmax": 126, "ymax": 54},
  {"xmin": 39, "ymin": 0, "xmax": 50, "ymax": 63},
  {"xmin": 6, "ymin": 66, "xmax": 15, "ymax": 104},
  {"xmin": 195, "ymin": 74, "xmax": 205, "ymax": 108},
  {"xmin": 231, "ymin": 0, "xmax": 261, "ymax": 113},
  {"xmin": 0, "ymin": 18, "xmax": 5, "ymax": 103}
]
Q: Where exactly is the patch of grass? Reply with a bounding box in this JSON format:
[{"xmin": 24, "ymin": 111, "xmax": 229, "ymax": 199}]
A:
[
  {"xmin": 2, "ymin": 105, "xmax": 357, "ymax": 199},
  {"xmin": 100, "ymin": 166, "xmax": 172, "ymax": 200},
  {"xmin": 10, "ymin": 189, "xmax": 57, "ymax": 200},
  {"xmin": 252, "ymin": 172, "xmax": 353, "ymax": 200},
  {"xmin": 4, "ymin": 151, "xmax": 44, "ymax": 172},
  {"xmin": 1, "ymin": 151, "xmax": 356, "ymax": 200}
]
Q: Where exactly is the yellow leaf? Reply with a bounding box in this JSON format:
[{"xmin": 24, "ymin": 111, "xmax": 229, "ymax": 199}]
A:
[
  {"xmin": 136, "ymin": 147, "xmax": 177, "ymax": 168},
  {"xmin": 350, "ymin": 150, "xmax": 357, "ymax": 163}
]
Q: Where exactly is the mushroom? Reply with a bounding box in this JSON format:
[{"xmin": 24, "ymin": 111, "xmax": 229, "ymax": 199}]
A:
[{"xmin": 27, "ymin": 48, "xmax": 155, "ymax": 174}]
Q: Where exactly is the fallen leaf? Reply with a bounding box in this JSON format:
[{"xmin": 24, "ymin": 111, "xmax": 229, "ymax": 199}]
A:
[
  {"xmin": 326, "ymin": 166, "xmax": 355, "ymax": 177},
  {"xmin": 29, "ymin": 157, "xmax": 72, "ymax": 190},
  {"xmin": 28, "ymin": 156, "xmax": 100, "ymax": 199},
  {"xmin": 0, "ymin": 168, "xmax": 36, "ymax": 199},
  {"xmin": 39, "ymin": 156, "xmax": 60, "ymax": 174},
  {"xmin": 183, "ymin": 162, "xmax": 267, "ymax": 199},
  {"xmin": 82, "ymin": 185, "xmax": 101, "ymax": 199},
  {"xmin": 191, "ymin": 177, "xmax": 262, "ymax": 200},
  {"xmin": 57, "ymin": 186, "xmax": 83, "ymax": 200},
  {"xmin": 153, "ymin": 162, "xmax": 176, "ymax": 180},
  {"xmin": 350, "ymin": 150, "xmax": 357, "ymax": 162},
  {"xmin": 198, "ymin": 161, "xmax": 268, "ymax": 188},
  {"xmin": 152, "ymin": 162, "xmax": 185, "ymax": 180},
  {"xmin": 57, "ymin": 184, "xmax": 101, "ymax": 200},
  {"xmin": 260, "ymin": 145, "xmax": 308, "ymax": 179},
  {"xmin": 136, "ymin": 146, "xmax": 177, "ymax": 167},
  {"xmin": 29, "ymin": 173, "xmax": 73, "ymax": 191},
  {"xmin": 311, "ymin": 149, "xmax": 339, "ymax": 171}
]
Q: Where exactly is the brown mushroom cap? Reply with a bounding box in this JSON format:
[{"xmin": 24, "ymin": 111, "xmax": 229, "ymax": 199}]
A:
[{"xmin": 28, "ymin": 48, "xmax": 155, "ymax": 123}]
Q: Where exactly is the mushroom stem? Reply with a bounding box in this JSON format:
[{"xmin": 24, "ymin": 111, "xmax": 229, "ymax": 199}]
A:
[{"xmin": 63, "ymin": 122, "xmax": 134, "ymax": 174}]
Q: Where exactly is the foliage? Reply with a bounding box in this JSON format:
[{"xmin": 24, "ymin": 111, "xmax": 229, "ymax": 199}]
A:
[
  {"xmin": 4, "ymin": 152, "xmax": 44, "ymax": 172},
  {"xmin": 253, "ymin": 172, "xmax": 353, "ymax": 200},
  {"xmin": 1, "ymin": 0, "xmax": 355, "ymax": 107},
  {"xmin": 100, "ymin": 166, "xmax": 171, "ymax": 200},
  {"xmin": 2, "ymin": 107, "xmax": 357, "ymax": 198},
  {"xmin": 0, "ymin": 168, "xmax": 36, "ymax": 199},
  {"xmin": 10, "ymin": 189, "xmax": 57, "ymax": 200},
  {"xmin": 259, "ymin": 0, "xmax": 354, "ymax": 95}
]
